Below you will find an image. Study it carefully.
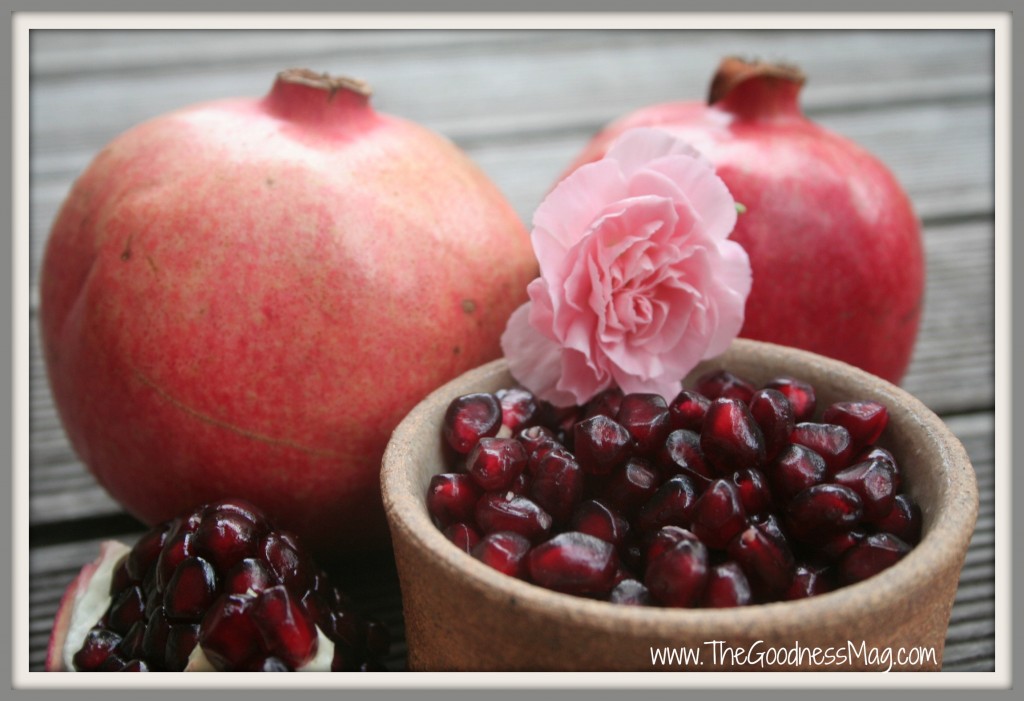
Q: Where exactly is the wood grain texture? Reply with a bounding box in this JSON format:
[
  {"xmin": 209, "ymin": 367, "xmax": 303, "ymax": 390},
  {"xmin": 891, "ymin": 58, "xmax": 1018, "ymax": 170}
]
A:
[{"xmin": 25, "ymin": 28, "xmax": 997, "ymax": 674}]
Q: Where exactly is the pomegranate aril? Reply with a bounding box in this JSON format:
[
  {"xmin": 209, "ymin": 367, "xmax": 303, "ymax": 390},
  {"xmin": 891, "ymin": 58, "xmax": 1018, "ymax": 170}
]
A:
[
  {"xmin": 769, "ymin": 443, "xmax": 827, "ymax": 502},
  {"xmin": 635, "ymin": 475, "xmax": 699, "ymax": 533},
  {"xmin": 695, "ymin": 369, "xmax": 756, "ymax": 403},
  {"xmin": 117, "ymin": 620, "xmax": 146, "ymax": 660},
  {"xmin": 701, "ymin": 398, "xmax": 766, "ymax": 474},
  {"xmin": 443, "ymin": 392, "xmax": 502, "ymax": 454},
  {"xmin": 691, "ymin": 479, "xmax": 747, "ymax": 550},
  {"xmin": 155, "ymin": 530, "xmax": 194, "ymax": 593},
  {"xmin": 764, "ymin": 376, "xmax": 816, "ymax": 423},
  {"xmin": 839, "ymin": 533, "xmax": 911, "ymax": 584},
  {"xmin": 164, "ymin": 622, "xmax": 200, "ymax": 671},
  {"xmin": 426, "ymin": 473, "xmax": 482, "ymax": 528},
  {"xmin": 73, "ymin": 628, "xmax": 122, "ymax": 671},
  {"xmin": 667, "ymin": 389, "xmax": 710, "ymax": 432},
  {"xmin": 141, "ymin": 611, "xmax": 171, "ymax": 669},
  {"xmin": 106, "ymin": 585, "xmax": 145, "ymax": 635},
  {"xmin": 873, "ymin": 493, "xmax": 922, "ymax": 544},
  {"xmin": 120, "ymin": 659, "xmax": 150, "ymax": 672},
  {"xmin": 818, "ymin": 529, "xmax": 867, "ymax": 563},
  {"xmin": 657, "ymin": 429, "xmax": 713, "ymax": 485},
  {"xmin": 535, "ymin": 401, "xmax": 581, "ymax": 439},
  {"xmin": 223, "ymin": 557, "xmax": 276, "ymax": 597},
  {"xmin": 749, "ymin": 388, "xmax": 795, "ymax": 462},
  {"xmin": 616, "ymin": 393, "xmax": 671, "ymax": 456},
  {"xmin": 496, "ymin": 387, "xmax": 539, "ymax": 432},
  {"xmin": 193, "ymin": 510, "xmax": 261, "ymax": 572},
  {"xmin": 823, "ymin": 401, "xmax": 889, "ymax": 449},
  {"xmin": 475, "ymin": 491, "xmax": 553, "ymax": 542},
  {"xmin": 254, "ymin": 657, "xmax": 293, "ymax": 672},
  {"xmin": 601, "ymin": 457, "xmax": 659, "ymax": 517},
  {"xmin": 732, "ymin": 468, "xmax": 772, "ymax": 516},
  {"xmin": 527, "ymin": 532, "xmax": 619, "ymax": 596},
  {"xmin": 703, "ymin": 562, "xmax": 753, "ymax": 608},
  {"xmin": 856, "ymin": 445, "xmax": 903, "ymax": 492},
  {"xmin": 199, "ymin": 594, "xmax": 263, "ymax": 671},
  {"xmin": 727, "ymin": 523, "xmax": 795, "ymax": 598},
  {"xmin": 786, "ymin": 484, "xmax": 863, "ymax": 544},
  {"xmin": 471, "ymin": 531, "xmax": 532, "ymax": 578},
  {"xmin": 786, "ymin": 563, "xmax": 834, "ymax": 600},
  {"xmin": 583, "ymin": 387, "xmax": 624, "ymax": 420},
  {"xmin": 570, "ymin": 499, "xmax": 630, "ymax": 546},
  {"xmin": 443, "ymin": 522, "xmax": 481, "ymax": 553},
  {"xmin": 644, "ymin": 530, "xmax": 709, "ymax": 608},
  {"xmin": 644, "ymin": 525, "xmax": 695, "ymax": 567},
  {"xmin": 126, "ymin": 525, "xmax": 169, "ymax": 583},
  {"xmin": 573, "ymin": 414, "xmax": 632, "ymax": 475},
  {"xmin": 529, "ymin": 447, "xmax": 584, "ymax": 523},
  {"xmin": 97, "ymin": 653, "xmax": 128, "ymax": 672},
  {"xmin": 162, "ymin": 557, "xmax": 218, "ymax": 623},
  {"xmin": 261, "ymin": 531, "xmax": 315, "ymax": 593},
  {"xmin": 833, "ymin": 458, "xmax": 898, "ymax": 523},
  {"xmin": 609, "ymin": 578, "xmax": 652, "ymax": 606},
  {"xmin": 790, "ymin": 422, "xmax": 853, "ymax": 474},
  {"xmin": 252, "ymin": 585, "xmax": 318, "ymax": 669},
  {"xmin": 516, "ymin": 425, "xmax": 559, "ymax": 460},
  {"xmin": 466, "ymin": 437, "xmax": 529, "ymax": 491}
]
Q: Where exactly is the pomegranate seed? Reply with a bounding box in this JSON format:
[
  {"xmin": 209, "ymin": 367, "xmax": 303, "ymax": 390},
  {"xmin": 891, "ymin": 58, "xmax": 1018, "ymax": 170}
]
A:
[
  {"xmin": 769, "ymin": 443, "xmax": 827, "ymax": 502},
  {"xmin": 608, "ymin": 578, "xmax": 652, "ymax": 606},
  {"xmin": 475, "ymin": 492, "xmax": 553, "ymax": 542},
  {"xmin": 193, "ymin": 510, "xmax": 261, "ymax": 572},
  {"xmin": 535, "ymin": 401, "xmax": 581, "ymax": 438},
  {"xmin": 634, "ymin": 475, "xmax": 699, "ymax": 533},
  {"xmin": 516, "ymin": 425, "xmax": 560, "ymax": 461},
  {"xmin": 790, "ymin": 422, "xmax": 853, "ymax": 474},
  {"xmin": 426, "ymin": 473, "xmax": 482, "ymax": 528},
  {"xmin": 251, "ymin": 585, "xmax": 318, "ymax": 670},
  {"xmin": 644, "ymin": 530, "xmax": 709, "ymax": 608},
  {"xmin": 471, "ymin": 531, "xmax": 532, "ymax": 578},
  {"xmin": 155, "ymin": 530, "xmax": 194, "ymax": 593},
  {"xmin": 126, "ymin": 524, "xmax": 170, "ymax": 583},
  {"xmin": 657, "ymin": 429, "xmax": 713, "ymax": 485},
  {"xmin": 873, "ymin": 493, "xmax": 922, "ymax": 544},
  {"xmin": 856, "ymin": 445, "xmax": 903, "ymax": 492},
  {"xmin": 261, "ymin": 531, "xmax": 315, "ymax": 593},
  {"xmin": 645, "ymin": 525, "xmax": 695, "ymax": 567},
  {"xmin": 527, "ymin": 532, "xmax": 619, "ymax": 596},
  {"xmin": 727, "ymin": 523, "xmax": 795, "ymax": 598},
  {"xmin": 73, "ymin": 629, "xmax": 122, "ymax": 671},
  {"xmin": 764, "ymin": 376, "xmax": 816, "ymax": 422},
  {"xmin": 200, "ymin": 594, "xmax": 263, "ymax": 671},
  {"xmin": 839, "ymin": 533, "xmax": 911, "ymax": 584},
  {"xmin": 529, "ymin": 447, "xmax": 584, "ymax": 524},
  {"xmin": 573, "ymin": 415, "xmax": 632, "ymax": 475},
  {"xmin": 164, "ymin": 622, "xmax": 199, "ymax": 671},
  {"xmin": 691, "ymin": 479, "xmax": 747, "ymax": 550},
  {"xmin": 818, "ymin": 529, "xmax": 867, "ymax": 563},
  {"xmin": 701, "ymin": 398, "xmax": 766, "ymax": 474},
  {"xmin": 616, "ymin": 393, "xmax": 671, "ymax": 456},
  {"xmin": 786, "ymin": 484, "xmax": 863, "ymax": 544},
  {"xmin": 823, "ymin": 401, "xmax": 889, "ymax": 449},
  {"xmin": 601, "ymin": 457, "xmax": 659, "ymax": 516},
  {"xmin": 703, "ymin": 562, "xmax": 753, "ymax": 608},
  {"xmin": 97, "ymin": 653, "xmax": 128, "ymax": 672},
  {"xmin": 570, "ymin": 500, "xmax": 630, "ymax": 546},
  {"xmin": 120, "ymin": 659, "xmax": 149, "ymax": 672},
  {"xmin": 786, "ymin": 563, "xmax": 834, "ymax": 600},
  {"xmin": 695, "ymin": 369, "xmax": 756, "ymax": 403},
  {"xmin": 667, "ymin": 389, "xmax": 710, "ymax": 432},
  {"xmin": 749, "ymin": 388, "xmax": 795, "ymax": 462},
  {"xmin": 140, "ymin": 611, "xmax": 170, "ymax": 666},
  {"xmin": 106, "ymin": 585, "xmax": 145, "ymax": 635},
  {"xmin": 223, "ymin": 558, "xmax": 275, "ymax": 597},
  {"xmin": 465, "ymin": 437, "xmax": 529, "ymax": 492},
  {"xmin": 508, "ymin": 471, "xmax": 532, "ymax": 496},
  {"xmin": 833, "ymin": 458, "xmax": 898, "ymax": 522},
  {"xmin": 162, "ymin": 557, "xmax": 217, "ymax": 623},
  {"xmin": 443, "ymin": 392, "xmax": 502, "ymax": 454},
  {"xmin": 583, "ymin": 387, "xmax": 624, "ymax": 420},
  {"xmin": 732, "ymin": 467, "xmax": 773, "ymax": 516},
  {"xmin": 117, "ymin": 620, "xmax": 146, "ymax": 660},
  {"xmin": 496, "ymin": 387, "xmax": 539, "ymax": 432},
  {"xmin": 443, "ymin": 522, "xmax": 481, "ymax": 553}
]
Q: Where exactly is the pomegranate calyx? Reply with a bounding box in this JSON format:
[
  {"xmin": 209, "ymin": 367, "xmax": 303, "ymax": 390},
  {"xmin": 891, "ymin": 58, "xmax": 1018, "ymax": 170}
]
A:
[
  {"xmin": 708, "ymin": 56, "xmax": 806, "ymax": 122},
  {"xmin": 276, "ymin": 68, "xmax": 373, "ymax": 99}
]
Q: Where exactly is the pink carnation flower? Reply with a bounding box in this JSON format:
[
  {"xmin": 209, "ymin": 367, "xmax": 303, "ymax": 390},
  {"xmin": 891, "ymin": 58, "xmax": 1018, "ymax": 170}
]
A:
[{"xmin": 501, "ymin": 128, "xmax": 752, "ymax": 407}]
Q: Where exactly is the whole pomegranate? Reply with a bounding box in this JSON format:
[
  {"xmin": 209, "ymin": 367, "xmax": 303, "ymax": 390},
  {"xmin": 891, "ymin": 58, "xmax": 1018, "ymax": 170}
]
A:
[
  {"xmin": 564, "ymin": 57, "xmax": 924, "ymax": 384},
  {"xmin": 39, "ymin": 69, "xmax": 537, "ymax": 556}
]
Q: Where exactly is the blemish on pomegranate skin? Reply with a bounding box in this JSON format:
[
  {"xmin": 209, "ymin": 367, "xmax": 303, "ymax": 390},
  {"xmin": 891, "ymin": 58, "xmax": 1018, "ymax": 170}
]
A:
[{"xmin": 461, "ymin": 299, "xmax": 477, "ymax": 314}]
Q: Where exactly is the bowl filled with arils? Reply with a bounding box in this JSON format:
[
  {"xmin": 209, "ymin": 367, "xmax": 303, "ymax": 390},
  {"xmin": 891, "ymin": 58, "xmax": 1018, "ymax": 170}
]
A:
[{"xmin": 381, "ymin": 339, "xmax": 978, "ymax": 671}]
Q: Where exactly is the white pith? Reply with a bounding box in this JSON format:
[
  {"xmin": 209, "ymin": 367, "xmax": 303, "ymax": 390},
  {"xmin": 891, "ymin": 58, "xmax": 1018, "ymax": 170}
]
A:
[{"xmin": 59, "ymin": 539, "xmax": 336, "ymax": 672}]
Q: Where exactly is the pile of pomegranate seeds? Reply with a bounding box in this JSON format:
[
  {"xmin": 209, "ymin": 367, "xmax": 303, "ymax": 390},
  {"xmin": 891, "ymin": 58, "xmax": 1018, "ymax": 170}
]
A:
[
  {"xmin": 70, "ymin": 499, "xmax": 389, "ymax": 671},
  {"xmin": 429, "ymin": 372, "xmax": 921, "ymax": 608}
]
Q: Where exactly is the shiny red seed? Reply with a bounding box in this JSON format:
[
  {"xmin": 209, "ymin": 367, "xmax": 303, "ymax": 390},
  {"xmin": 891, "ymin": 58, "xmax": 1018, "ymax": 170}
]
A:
[
  {"xmin": 72, "ymin": 629, "xmax": 122, "ymax": 671},
  {"xmin": 667, "ymin": 389, "xmax": 710, "ymax": 432},
  {"xmin": 573, "ymin": 415, "xmax": 632, "ymax": 475},
  {"xmin": 856, "ymin": 445, "xmax": 903, "ymax": 492},
  {"xmin": 834, "ymin": 458, "xmax": 898, "ymax": 523},
  {"xmin": 443, "ymin": 393, "xmax": 502, "ymax": 454},
  {"xmin": 769, "ymin": 443, "xmax": 827, "ymax": 502},
  {"xmin": 527, "ymin": 532, "xmax": 619, "ymax": 596},
  {"xmin": 823, "ymin": 401, "xmax": 889, "ymax": 449},
  {"xmin": 164, "ymin": 622, "xmax": 199, "ymax": 671},
  {"xmin": 790, "ymin": 422, "xmax": 853, "ymax": 474},
  {"xmin": 601, "ymin": 457, "xmax": 659, "ymax": 517},
  {"xmin": 616, "ymin": 393, "xmax": 671, "ymax": 456},
  {"xmin": 529, "ymin": 447, "xmax": 584, "ymax": 524},
  {"xmin": 732, "ymin": 467, "xmax": 773, "ymax": 516},
  {"xmin": 516, "ymin": 425, "xmax": 559, "ymax": 461},
  {"xmin": 701, "ymin": 398, "xmax": 766, "ymax": 474},
  {"xmin": 727, "ymin": 523, "xmax": 795, "ymax": 598},
  {"xmin": 634, "ymin": 475, "xmax": 699, "ymax": 533},
  {"xmin": 583, "ymin": 387, "xmax": 625, "ymax": 420},
  {"xmin": 644, "ymin": 525, "xmax": 694, "ymax": 567},
  {"xmin": 749, "ymin": 388, "xmax": 795, "ymax": 462},
  {"xmin": 496, "ymin": 387, "xmax": 539, "ymax": 432},
  {"xmin": 695, "ymin": 369, "xmax": 756, "ymax": 403},
  {"xmin": 839, "ymin": 533, "xmax": 911, "ymax": 584},
  {"xmin": 155, "ymin": 530, "xmax": 194, "ymax": 593},
  {"xmin": 199, "ymin": 594, "xmax": 263, "ymax": 671},
  {"xmin": 443, "ymin": 522, "xmax": 481, "ymax": 553},
  {"xmin": 691, "ymin": 479, "xmax": 747, "ymax": 550},
  {"xmin": 786, "ymin": 563, "xmax": 834, "ymax": 600},
  {"xmin": 261, "ymin": 531, "xmax": 315, "ymax": 593},
  {"xmin": 223, "ymin": 557, "xmax": 277, "ymax": 597},
  {"xmin": 106, "ymin": 585, "xmax": 145, "ymax": 635},
  {"xmin": 252, "ymin": 585, "xmax": 318, "ymax": 670},
  {"xmin": 656, "ymin": 429, "xmax": 713, "ymax": 485},
  {"xmin": 570, "ymin": 499, "xmax": 630, "ymax": 546},
  {"xmin": 116, "ymin": 620, "xmax": 146, "ymax": 660},
  {"xmin": 475, "ymin": 492, "xmax": 553, "ymax": 542},
  {"xmin": 818, "ymin": 529, "xmax": 867, "ymax": 563},
  {"xmin": 471, "ymin": 531, "xmax": 532, "ymax": 578},
  {"xmin": 120, "ymin": 659, "xmax": 150, "ymax": 672},
  {"xmin": 873, "ymin": 493, "xmax": 922, "ymax": 544},
  {"xmin": 608, "ymin": 578, "xmax": 652, "ymax": 606},
  {"xmin": 426, "ymin": 473, "xmax": 482, "ymax": 528},
  {"xmin": 703, "ymin": 562, "xmax": 753, "ymax": 608},
  {"xmin": 141, "ymin": 611, "xmax": 170, "ymax": 668},
  {"xmin": 126, "ymin": 524, "xmax": 169, "ymax": 583},
  {"xmin": 786, "ymin": 484, "xmax": 863, "ymax": 544},
  {"xmin": 466, "ymin": 437, "xmax": 529, "ymax": 492},
  {"xmin": 193, "ymin": 510, "xmax": 261, "ymax": 572},
  {"xmin": 644, "ymin": 530, "xmax": 709, "ymax": 608},
  {"xmin": 535, "ymin": 401, "xmax": 581, "ymax": 437},
  {"xmin": 163, "ymin": 557, "xmax": 218, "ymax": 623},
  {"xmin": 764, "ymin": 376, "xmax": 817, "ymax": 422}
]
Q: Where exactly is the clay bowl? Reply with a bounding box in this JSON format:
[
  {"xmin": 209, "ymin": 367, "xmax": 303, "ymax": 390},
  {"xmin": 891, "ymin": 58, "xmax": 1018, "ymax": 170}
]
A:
[{"xmin": 381, "ymin": 339, "xmax": 978, "ymax": 671}]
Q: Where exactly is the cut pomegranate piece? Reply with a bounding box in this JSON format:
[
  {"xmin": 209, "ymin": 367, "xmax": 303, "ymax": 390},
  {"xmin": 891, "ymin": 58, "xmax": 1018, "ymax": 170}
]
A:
[
  {"xmin": 573, "ymin": 414, "xmax": 633, "ymax": 475},
  {"xmin": 616, "ymin": 393, "xmax": 671, "ymax": 456},
  {"xmin": 764, "ymin": 376, "xmax": 817, "ymax": 423},
  {"xmin": 833, "ymin": 458, "xmax": 898, "ymax": 523},
  {"xmin": 48, "ymin": 499, "xmax": 389, "ymax": 673},
  {"xmin": 749, "ymin": 388, "xmax": 795, "ymax": 462},
  {"xmin": 471, "ymin": 531, "xmax": 532, "ymax": 579},
  {"xmin": 644, "ymin": 530, "xmax": 709, "ymax": 608},
  {"xmin": 529, "ymin": 447, "xmax": 585, "ymax": 524},
  {"xmin": 790, "ymin": 422, "xmax": 854, "ymax": 474},
  {"xmin": 785, "ymin": 484, "xmax": 863, "ymax": 544},
  {"xmin": 443, "ymin": 392, "xmax": 502, "ymax": 455},
  {"xmin": 839, "ymin": 533, "xmax": 911, "ymax": 584},
  {"xmin": 823, "ymin": 401, "xmax": 889, "ymax": 449},
  {"xmin": 465, "ymin": 437, "xmax": 529, "ymax": 492},
  {"xmin": 475, "ymin": 492, "xmax": 553, "ymax": 542},
  {"xmin": 701, "ymin": 398, "xmax": 766, "ymax": 474},
  {"xmin": 769, "ymin": 443, "xmax": 827, "ymax": 502},
  {"xmin": 703, "ymin": 562, "xmax": 753, "ymax": 608},
  {"xmin": 694, "ymin": 369, "xmax": 756, "ymax": 403},
  {"xmin": 634, "ymin": 475, "xmax": 699, "ymax": 533},
  {"xmin": 527, "ymin": 532, "xmax": 620, "ymax": 596},
  {"xmin": 691, "ymin": 479, "xmax": 747, "ymax": 550},
  {"xmin": 667, "ymin": 389, "xmax": 710, "ymax": 433},
  {"xmin": 601, "ymin": 457, "xmax": 659, "ymax": 517},
  {"xmin": 496, "ymin": 387, "xmax": 539, "ymax": 433},
  {"xmin": 426, "ymin": 473, "xmax": 482, "ymax": 528},
  {"xmin": 873, "ymin": 493, "xmax": 923, "ymax": 544},
  {"xmin": 570, "ymin": 500, "xmax": 630, "ymax": 546},
  {"xmin": 608, "ymin": 579, "xmax": 652, "ymax": 606}
]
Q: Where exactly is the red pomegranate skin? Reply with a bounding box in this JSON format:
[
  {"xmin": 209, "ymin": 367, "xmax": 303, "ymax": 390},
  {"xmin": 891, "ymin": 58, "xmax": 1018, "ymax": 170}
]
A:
[
  {"xmin": 40, "ymin": 71, "xmax": 537, "ymax": 556},
  {"xmin": 564, "ymin": 59, "xmax": 924, "ymax": 384}
]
